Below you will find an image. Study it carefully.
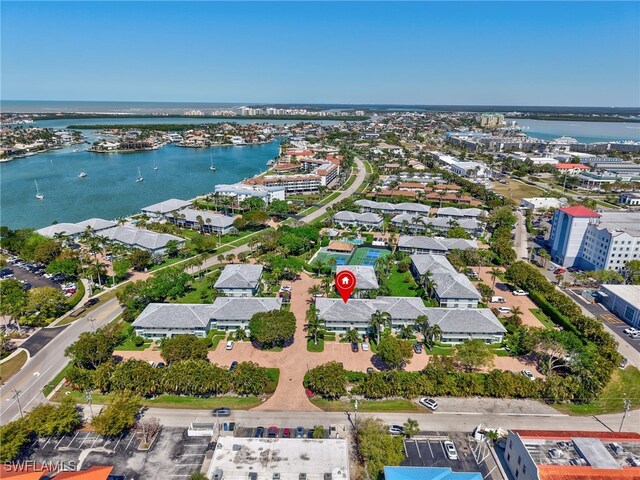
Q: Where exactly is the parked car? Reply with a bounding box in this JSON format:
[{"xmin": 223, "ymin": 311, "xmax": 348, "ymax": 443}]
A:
[
  {"xmin": 522, "ymin": 370, "xmax": 535, "ymax": 381},
  {"xmin": 414, "ymin": 343, "xmax": 423, "ymax": 354},
  {"xmin": 490, "ymin": 296, "xmax": 506, "ymax": 304},
  {"xmin": 444, "ymin": 441, "xmax": 458, "ymax": 460},
  {"xmin": 497, "ymin": 307, "xmax": 512, "ymax": 314},
  {"xmin": 351, "ymin": 342, "xmax": 359, "ymax": 353},
  {"xmin": 267, "ymin": 426, "xmax": 279, "ymax": 438},
  {"xmin": 361, "ymin": 342, "xmax": 369, "ymax": 351},
  {"xmin": 388, "ymin": 425, "xmax": 404, "ymax": 436},
  {"xmin": 156, "ymin": 362, "xmax": 165, "ymax": 368},
  {"xmin": 295, "ymin": 426, "xmax": 305, "ymax": 438},
  {"xmin": 513, "ymin": 289, "xmax": 528, "ymax": 296},
  {"xmin": 213, "ymin": 408, "xmax": 231, "ymax": 417},
  {"xmin": 84, "ymin": 298, "xmax": 100, "ymax": 307},
  {"xmin": 226, "ymin": 340, "xmax": 234, "ymax": 350},
  {"xmin": 255, "ymin": 426, "xmax": 265, "ymax": 438},
  {"xmin": 623, "ymin": 328, "xmax": 639, "ymax": 335},
  {"xmin": 229, "ymin": 361, "xmax": 238, "ymax": 371},
  {"xmin": 419, "ymin": 397, "xmax": 438, "ymax": 411},
  {"xmin": 282, "ymin": 428, "xmax": 291, "ymax": 438},
  {"xmin": 554, "ymin": 268, "xmax": 566, "ymax": 274},
  {"xmin": 619, "ymin": 357, "xmax": 628, "ymax": 369}
]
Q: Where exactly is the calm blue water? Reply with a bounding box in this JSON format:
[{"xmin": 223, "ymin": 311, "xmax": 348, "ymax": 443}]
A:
[
  {"xmin": 1, "ymin": 139, "xmax": 280, "ymax": 230},
  {"xmin": 506, "ymin": 119, "xmax": 640, "ymax": 143}
]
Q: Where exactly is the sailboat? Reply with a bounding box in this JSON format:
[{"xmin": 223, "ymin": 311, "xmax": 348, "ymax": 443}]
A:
[
  {"xmin": 78, "ymin": 172, "xmax": 87, "ymax": 178},
  {"xmin": 136, "ymin": 167, "xmax": 144, "ymax": 183},
  {"xmin": 209, "ymin": 154, "xmax": 216, "ymax": 172},
  {"xmin": 153, "ymin": 160, "xmax": 158, "ymax": 171},
  {"xmin": 34, "ymin": 180, "xmax": 44, "ymax": 200}
]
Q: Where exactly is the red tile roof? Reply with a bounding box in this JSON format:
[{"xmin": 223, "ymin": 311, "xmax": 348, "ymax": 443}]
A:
[
  {"xmin": 0, "ymin": 465, "xmax": 51, "ymax": 479},
  {"xmin": 554, "ymin": 163, "xmax": 591, "ymax": 169},
  {"xmin": 538, "ymin": 465, "xmax": 640, "ymax": 480},
  {"xmin": 53, "ymin": 466, "xmax": 114, "ymax": 480},
  {"xmin": 558, "ymin": 205, "xmax": 601, "ymax": 218}
]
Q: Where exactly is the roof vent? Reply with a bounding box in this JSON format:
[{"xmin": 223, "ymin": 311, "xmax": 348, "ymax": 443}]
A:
[
  {"xmin": 273, "ymin": 474, "xmax": 281, "ymax": 480},
  {"xmin": 324, "ymin": 474, "xmax": 332, "ymax": 480},
  {"xmin": 213, "ymin": 469, "xmax": 224, "ymax": 480},
  {"xmin": 299, "ymin": 475, "xmax": 307, "ymax": 480},
  {"xmin": 232, "ymin": 444, "xmax": 241, "ymax": 451}
]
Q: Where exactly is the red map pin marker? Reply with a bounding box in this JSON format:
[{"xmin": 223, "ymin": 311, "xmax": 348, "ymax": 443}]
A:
[{"xmin": 335, "ymin": 270, "xmax": 356, "ymax": 303}]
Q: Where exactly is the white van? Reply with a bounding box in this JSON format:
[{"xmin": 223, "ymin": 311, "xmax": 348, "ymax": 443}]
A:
[
  {"xmin": 490, "ymin": 296, "xmax": 506, "ymax": 303},
  {"xmin": 226, "ymin": 340, "xmax": 234, "ymax": 350}
]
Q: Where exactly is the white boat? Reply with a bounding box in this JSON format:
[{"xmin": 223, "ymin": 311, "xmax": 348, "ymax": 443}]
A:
[
  {"xmin": 153, "ymin": 161, "xmax": 158, "ymax": 171},
  {"xmin": 72, "ymin": 148, "xmax": 79, "ymax": 153},
  {"xmin": 210, "ymin": 153, "xmax": 216, "ymax": 171},
  {"xmin": 78, "ymin": 172, "xmax": 87, "ymax": 178},
  {"xmin": 136, "ymin": 166, "xmax": 143, "ymax": 183},
  {"xmin": 34, "ymin": 180, "xmax": 44, "ymax": 200}
]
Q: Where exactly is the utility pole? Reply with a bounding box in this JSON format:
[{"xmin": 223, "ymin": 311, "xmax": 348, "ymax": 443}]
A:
[
  {"xmin": 12, "ymin": 389, "xmax": 24, "ymax": 419},
  {"xmin": 619, "ymin": 398, "xmax": 631, "ymax": 432},
  {"xmin": 88, "ymin": 317, "xmax": 95, "ymax": 332}
]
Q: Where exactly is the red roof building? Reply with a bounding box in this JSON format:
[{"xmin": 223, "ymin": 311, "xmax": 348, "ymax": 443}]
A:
[{"xmin": 558, "ymin": 205, "xmax": 601, "ymax": 218}]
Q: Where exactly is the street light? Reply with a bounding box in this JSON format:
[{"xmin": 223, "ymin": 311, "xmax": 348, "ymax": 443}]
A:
[
  {"xmin": 85, "ymin": 389, "xmax": 94, "ymax": 420},
  {"xmin": 619, "ymin": 396, "xmax": 631, "ymax": 432}
]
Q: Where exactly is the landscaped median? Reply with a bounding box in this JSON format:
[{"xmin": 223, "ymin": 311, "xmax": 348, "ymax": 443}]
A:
[{"xmin": 0, "ymin": 350, "xmax": 28, "ymax": 384}]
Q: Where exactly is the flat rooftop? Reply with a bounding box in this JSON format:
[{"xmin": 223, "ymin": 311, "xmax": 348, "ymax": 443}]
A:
[{"xmin": 207, "ymin": 437, "xmax": 349, "ymax": 480}]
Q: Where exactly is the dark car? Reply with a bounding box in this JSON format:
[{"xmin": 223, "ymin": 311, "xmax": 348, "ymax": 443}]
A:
[
  {"xmin": 295, "ymin": 426, "xmax": 305, "ymax": 438},
  {"xmin": 283, "ymin": 428, "xmax": 291, "ymax": 438},
  {"xmin": 351, "ymin": 342, "xmax": 359, "ymax": 353},
  {"xmin": 366, "ymin": 367, "xmax": 374, "ymax": 374},
  {"xmin": 267, "ymin": 426, "xmax": 279, "ymax": 438},
  {"xmin": 229, "ymin": 361, "xmax": 238, "ymax": 371},
  {"xmin": 414, "ymin": 343, "xmax": 423, "ymax": 354},
  {"xmin": 212, "ymin": 407, "xmax": 231, "ymax": 417},
  {"xmin": 255, "ymin": 426, "xmax": 265, "ymax": 437},
  {"xmin": 83, "ymin": 298, "xmax": 100, "ymax": 308},
  {"xmin": 156, "ymin": 362, "xmax": 165, "ymax": 368}
]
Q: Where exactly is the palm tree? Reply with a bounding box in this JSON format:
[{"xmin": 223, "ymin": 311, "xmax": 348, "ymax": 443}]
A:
[
  {"xmin": 398, "ymin": 325, "xmax": 414, "ymax": 340},
  {"xmin": 424, "ymin": 324, "xmax": 442, "ymax": 348},
  {"xmin": 415, "ymin": 314, "xmax": 429, "ymax": 343},
  {"xmin": 509, "ymin": 306, "xmax": 523, "ymax": 325},
  {"xmin": 343, "ymin": 328, "xmax": 360, "ymax": 343},
  {"xmin": 403, "ymin": 418, "xmax": 420, "ymax": 438},
  {"xmin": 308, "ymin": 284, "xmax": 322, "ymax": 299},
  {"xmin": 369, "ymin": 310, "xmax": 391, "ymax": 345},
  {"xmin": 306, "ymin": 306, "xmax": 322, "ymax": 346},
  {"xmin": 489, "ymin": 267, "xmax": 501, "ymax": 289}
]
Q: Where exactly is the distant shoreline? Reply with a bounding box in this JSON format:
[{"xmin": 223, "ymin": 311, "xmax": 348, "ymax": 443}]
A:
[{"xmin": 9, "ymin": 113, "xmax": 369, "ymax": 122}]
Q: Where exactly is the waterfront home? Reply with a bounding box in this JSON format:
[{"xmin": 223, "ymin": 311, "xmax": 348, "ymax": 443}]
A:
[
  {"xmin": 411, "ymin": 254, "xmax": 481, "ymax": 308},
  {"xmin": 36, "ymin": 218, "xmax": 117, "ymax": 240},
  {"xmin": 100, "ymin": 225, "xmax": 185, "ymax": 255},
  {"xmin": 141, "ymin": 198, "xmax": 193, "ymax": 219},
  {"xmin": 397, "ymin": 236, "xmax": 477, "ymax": 255},
  {"xmin": 355, "ymin": 199, "xmax": 430, "ymax": 216},
  {"xmin": 167, "ymin": 208, "xmax": 236, "ymax": 235},
  {"xmin": 333, "ymin": 211, "xmax": 383, "ymax": 230},
  {"xmin": 336, "ymin": 265, "xmax": 379, "ymax": 297},
  {"xmin": 214, "ymin": 183, "xmax": 285, "ymax": 204},
  {"xmin": 214, "ymin": 264, "xmax": 264, "ymax": 297}
]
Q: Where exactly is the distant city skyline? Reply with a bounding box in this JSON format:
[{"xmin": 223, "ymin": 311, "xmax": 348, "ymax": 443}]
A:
[{"xmin": 2, "ymin": 1, "xmax": 639, "ymax": 107}]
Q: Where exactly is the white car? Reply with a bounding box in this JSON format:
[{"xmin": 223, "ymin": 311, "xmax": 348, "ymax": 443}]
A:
[
  {"xmin": 522, "ymin": 370, "xmax": 535, "ymax": 381},
  {"xmin": 497, "ymin": 307, "xmax": 512, "ymax": 314},
  {"xmin": 226, "ymin": 340, "xmax": 234, "ymax": 350},
  {"xmin": 623, "ymin": 328, "xmax": 639, "ymax": 335},
  {"xmin": 443, "ymin": 441, "xmax": 458, "ymax": 460},
  {"xmin": 513, "ymin": 290, "xmax": 528, "ymax": 296},
  {"xmin": 361, "ymin": 343, "xmax": 369, "ymax": 351},
  {"xmin": 419, "ymin": 397, "xmax": 438, "ymax": 411},
  {"xmin": 388, "ymin": 425, "xmax": 404, "ymax": 436}
]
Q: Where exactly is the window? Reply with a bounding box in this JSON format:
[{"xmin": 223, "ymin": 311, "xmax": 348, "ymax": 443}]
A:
[
  {"xmin": 518, "ymin": 456, "xmax": 521, "ymax": 465},
  {"xmin": 523, "ymin": 465, "xmax": 527, "ymax": 474}
]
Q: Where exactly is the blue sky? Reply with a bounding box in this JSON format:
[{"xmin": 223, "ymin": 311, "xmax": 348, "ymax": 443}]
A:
[{"xmin": 2, "ymin": 1, "xmax": 639, "ymax": 106}]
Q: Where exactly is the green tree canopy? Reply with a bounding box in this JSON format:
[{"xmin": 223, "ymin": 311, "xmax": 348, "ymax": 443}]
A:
[
  {"xmin": 65, "ymin": 324, "xmax": 122, "ymax": 370},
  {"xmin": 160, "ymin": 335, "xmax": 209, "ymax": 365},
  {"xmin": 27, "ymin": 286, "xmax": 67, "ymax": 319},
  {"xmin": 305, "ymin": 361, "xmax": 348, "ymax": 399},
  {"xmin": 376, "ymin": 336, "xmax": 413, "ymax": 370},
  {"xmin": 454, "ymin": 339, "xmax": 494, "ymax": 372},
  {"xmin": 92, "ymin": 393, "xmax": 141, "ymax": 437},
  {"xmin": 27, "ymin": 397, "xmax": 81, "ymax": 437},
  {"xmin": 128, "ymin": 249, "xmax": 153, "ymax": 271},
  {"xmin": 249, "ymin": 310, "xmax": 296, "ymax": 348},
  {"xmin": 355, "ymin": 417, "xmax": 405, "ymax": 480}
]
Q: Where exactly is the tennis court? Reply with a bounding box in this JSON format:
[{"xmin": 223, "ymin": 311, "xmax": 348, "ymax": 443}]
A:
[{"xmin": 348, "ymin": 247, "xmax": 391, "ymax": 266}]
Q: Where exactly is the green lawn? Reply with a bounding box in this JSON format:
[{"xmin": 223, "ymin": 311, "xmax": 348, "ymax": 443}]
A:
[
  {"xmin": 57, "ymin": 389, "xmax": 263, "ymax": 410},
  {"xmin": 554, "ymin": 367, "xmax": 640, "ymax": 416},
  {"xmin": 150, "ymin": 255, "xmax": 188, "ymax": 272},
  {"xmin": 209, "ymin": 335, "xmax": 226, "ymax": 351},
  {"xmin": 319, "ymin": 192, "xmax": 341, "ymax": 205},
  {"xmin": 530, "ymin": 308, "xmax": 556, "ymax": 330},
  {"xmin": 311, "ymin": 397, "xmax": 420, "ymax": 412},
  {"xmin": 307, "ymin": 338, "xmax": 325, "ymax": 352},
  {"xmin": 387, "ymin": 266, "xmax": 421, "ymax": 297},
  {"xmin": 176, "ymin": 276, "xmax": 216, "ymax": 304},
  {"xmin": 0, "ymin": 351, "xmax": 28, "ymax": 384},
  {"xmin": 114, "ymin": 338, "xmax": 153, "ymax": 351},
  {"xmin": 43, "ymin": 362, "xmax": 72, "ymax": 397}
]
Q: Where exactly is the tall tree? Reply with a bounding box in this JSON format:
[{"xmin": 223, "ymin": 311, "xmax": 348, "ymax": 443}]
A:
[{"xmin": 369, "ymin": 310, "xmax": 391, "ymax": 344}]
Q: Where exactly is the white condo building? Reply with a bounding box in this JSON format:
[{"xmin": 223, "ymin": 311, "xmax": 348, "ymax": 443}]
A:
[{"xmin": 549, "ymin": 206, "xmax": 640, "ymax": 272}]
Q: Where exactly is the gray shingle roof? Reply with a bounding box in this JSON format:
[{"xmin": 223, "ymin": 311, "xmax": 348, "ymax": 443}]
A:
[
  {"xmin": 214, "ymin": 264, "xmax": 264, "ymax": 290},
  {"xmin": 437, "ymin": 207, "xmax": 485, "ymax": 219},
  {"xmin": 398, "ymin": 236, "xmax": 478, "ymax": 252},
  {"xmin": 132, "ymin": 303, "xmax": 212, "ymax": 329},
  {"xmin": 171, "ymin": 208, "xmax": 235, "ymax": 228},
  {"xmin": 432, "ymin": 272, "xmax": 481, "ymax": 300},
  {"xmin": 392, "ymin": 214, "xmax": 479, "ymax": 231},
  {"xmin": 141, "ymin": 198, "xmax": 193, "ymax": 214},
  {"xmin": 75, "ymin": 218, "xmax": 118, "ymax": 231},
  {"xmin": 426, "ymin": 308, "xmax": 506, "ymax": 334},
  {"xmin": 101, "ymin": 226, "xmax": 184, "ymax": 250},
  {"xmin": 334, "ymin": 211, "xmax": 383, "ymax": 224},
  {"xmin": 36, "ymin": 223, "xmax": 86, "ymax": 238},
  {"xmin": 336, "ymin": 265, "xmax": 379, "ymax": 290},
  {"xmin": 210, "ymin": 297, "xmax": 282, "ymax": 320},
  {"xmin": 410, "ymin": 254, "xmax": 456, "ymax": 276},
  {"xmin": 316, "ymin": 296, "xmax": 429, "ymax": 323}
]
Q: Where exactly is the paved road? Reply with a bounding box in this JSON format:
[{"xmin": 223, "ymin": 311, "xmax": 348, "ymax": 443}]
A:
[
  {"xmin": 0, "ymin": 298, "xmax": 123, "ymax": 424},
  {"xmin": 86, "ymin": 405, "xmax": 639, "ymax": 434}
]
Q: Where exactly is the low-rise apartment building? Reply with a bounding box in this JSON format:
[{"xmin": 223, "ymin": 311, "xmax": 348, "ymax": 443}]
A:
[
  {"xmin": 333, "ymin": 211, "xmax": 384, "ymax": 229},
  {"xmin": 167, "ymin": 208, "xmax": 236, "ymax": 235},
  {"xmin": 214, "ymin": 183, "xmax": 285, "ymax": 204},
  {"xmin": 397, "ymin": 236, "xmax": 478, "ymax": 255},
  {"xmin": 214, "ymin": 264, "xmax": 264, "ymax": 297}
]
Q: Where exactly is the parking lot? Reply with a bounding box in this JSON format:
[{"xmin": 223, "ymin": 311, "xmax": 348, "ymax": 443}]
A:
[
  {"xmin": 403, "ymin": 432, "xmax": 502, "ymax": 480},
  {"xmin": 30, "ymin": 427, "xmax": 209, "ymax": 479}
]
